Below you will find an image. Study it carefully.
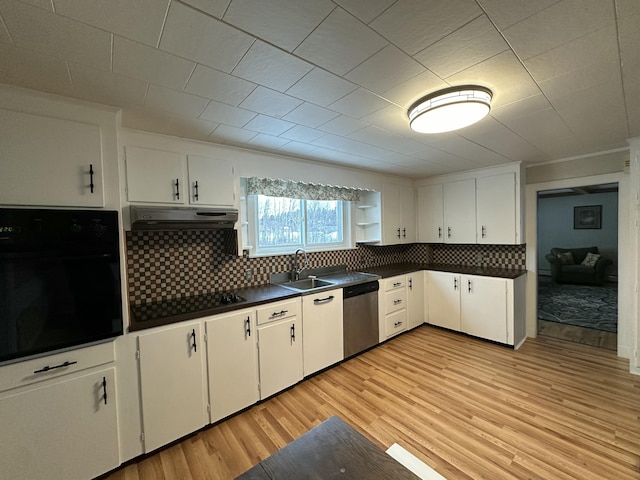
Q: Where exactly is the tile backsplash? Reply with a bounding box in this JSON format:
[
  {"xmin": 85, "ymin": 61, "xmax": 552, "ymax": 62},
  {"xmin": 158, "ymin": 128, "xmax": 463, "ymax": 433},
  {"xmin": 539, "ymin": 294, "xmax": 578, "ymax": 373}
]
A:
[{"xmin": 125, "ymin": 230, "xmax": 525, "ymax": 305}]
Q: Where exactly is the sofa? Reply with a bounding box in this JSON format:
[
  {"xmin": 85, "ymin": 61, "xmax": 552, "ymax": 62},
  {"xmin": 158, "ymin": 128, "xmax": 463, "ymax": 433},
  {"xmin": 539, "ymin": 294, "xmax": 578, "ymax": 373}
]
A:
[{"xmin": 545, "ymin": 246, "xmax": 612, "ymax": 285}]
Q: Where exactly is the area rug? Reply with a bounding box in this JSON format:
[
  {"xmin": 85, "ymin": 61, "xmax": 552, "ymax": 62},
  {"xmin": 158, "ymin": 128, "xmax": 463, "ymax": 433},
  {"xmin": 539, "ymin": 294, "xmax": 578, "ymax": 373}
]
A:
[{"xmin": 538, "ymin": 281, "xmax": 617, "ymax": 333}]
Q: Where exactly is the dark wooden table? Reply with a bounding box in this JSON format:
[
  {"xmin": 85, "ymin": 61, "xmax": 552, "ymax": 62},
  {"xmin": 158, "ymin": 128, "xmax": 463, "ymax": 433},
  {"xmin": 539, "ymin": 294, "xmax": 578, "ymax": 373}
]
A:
[{"xmin": 235, "ymin": 416, "xmax": 422, "ymax": 479}]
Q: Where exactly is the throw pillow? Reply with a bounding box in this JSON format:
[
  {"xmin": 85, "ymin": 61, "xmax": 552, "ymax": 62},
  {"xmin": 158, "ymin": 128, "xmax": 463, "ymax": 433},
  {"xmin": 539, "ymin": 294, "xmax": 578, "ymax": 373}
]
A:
[
  {"xmin": 556, "ymin": 252, "xmax": 574, "ymax": 264},
  {"xmin": 582, "ymin": 252, "xmax": 601, "ymax": 267}
]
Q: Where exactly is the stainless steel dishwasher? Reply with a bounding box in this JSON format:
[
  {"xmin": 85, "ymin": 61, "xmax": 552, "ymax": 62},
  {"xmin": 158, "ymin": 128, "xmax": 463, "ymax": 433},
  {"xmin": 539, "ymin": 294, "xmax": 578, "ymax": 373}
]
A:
[{"xmin": 343, "ymin": 281, "xmax": 379, "ymax": 358}]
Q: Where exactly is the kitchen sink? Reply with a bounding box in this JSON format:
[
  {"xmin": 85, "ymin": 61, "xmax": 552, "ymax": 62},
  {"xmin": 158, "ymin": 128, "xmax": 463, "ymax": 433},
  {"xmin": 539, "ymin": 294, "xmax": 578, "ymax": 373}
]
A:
[{"xmin": 278, "ymin": 278, "xmax": 335, "ymax": 291}]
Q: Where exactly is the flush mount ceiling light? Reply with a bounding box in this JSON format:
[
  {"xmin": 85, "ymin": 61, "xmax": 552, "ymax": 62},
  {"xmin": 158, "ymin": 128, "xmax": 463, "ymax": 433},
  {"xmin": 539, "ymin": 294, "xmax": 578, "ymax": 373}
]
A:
[{"xmin": 408, "ymin": 85, "xmax": 492, "ymax": 134}]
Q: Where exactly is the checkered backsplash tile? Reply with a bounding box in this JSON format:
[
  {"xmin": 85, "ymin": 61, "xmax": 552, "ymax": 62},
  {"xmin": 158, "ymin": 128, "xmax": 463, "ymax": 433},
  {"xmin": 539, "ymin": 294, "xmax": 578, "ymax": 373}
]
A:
[{"xmin": 125, "ymin": 231, "xmax": 525, "ymax": 305}]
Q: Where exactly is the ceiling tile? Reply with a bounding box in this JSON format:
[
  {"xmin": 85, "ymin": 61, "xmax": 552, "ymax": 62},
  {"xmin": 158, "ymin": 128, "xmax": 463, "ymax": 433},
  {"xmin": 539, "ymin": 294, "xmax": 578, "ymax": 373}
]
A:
[
  {"xmin": 16, "ymin": 0, "xmax": 52, "ymax": 10},
  {"xmin": 360, "ymin": 104, "xmax": 410, "ymax": 136},
  {"xmin": 184, "ymin": 64, "xmax": 256, "ymax": 106},
  {"xmin": 199, "ymin": 100, "xmax": 256, "ymax": 127},
  {"xmin": 121, "ymin": 106, "xmax": 179, "ymax": 136},
  {"xmin": 278, "ymin": 141, "xmax": 319, "ymax": 156},
  {"xmin": 244, "ymin": 114, "xmax": 295, "ymax": 136},
  {"xmin": 345, "ymin": 44, "xmax": 425, "ymax": 94},
  {"xmin": 232, "ymin": 41, "xmax": 313, "ymax": 92},
  {"xmin": 503, "ymin": 0, "xmax": 614, "ymax": 60},
  {"xmin": 180, "ymin": 0, "xmax": 230, "ymax": 18},
  {"xmin": 286, "ymin": 68, "xmax": 358, "ymax": 107},
  {"xmin": 293, "ymin": 8, "xmax": 388, "ymax": 75},
  {"xmin": 171, "ymin": 116, "xmax": 220, "ymax": 141},
  {"xmin": 1, "ymin": 0, "xmax": 111, "ymax": 70},
  {"xmin": 380, "ymin": 70, "xmax": 448, "ymax": 108},
  {"xmin": 371, "ymin": 0, "xmax": 482, "ymax": 55},
  {"xmin": 490, "ymin": 94, "xmax": 552, "ymax": 122},
  {"xmin": 248, "ymin": 133, "xmax": 290, "ymax": 149},
  {"xmin": 238, "ymin": 86, "xmax": 302, "ymax": 118},
  {"xmin": 317, "ymin": 115, "xmax": 368, "ymax": 135},
  {"xmin": 414, "ymin": 15, "xmax": 508, "ymax": 78},
  {"xmin": 52, "ymin": 0, "xmax": 169, "ymax": 47},
  {"xmin": 159, "ymin": 1, "xmax": 254, "ymax": 73},
  {"xmin": 68, "ymin": 63, "xmax": 147, "ymax": 107},
  {"xmin": 113, "ymin": 36, "xmax": 196, "ymax": 91},
  {"xmin": 332, "ymin": 0, "xmax": 396, "ymax": 24},
  {"xmin": 419, "ymin": 134, "xmax": 512, "ymax": 166},
  {"xmin": 0, "ymin": 43, "xmax": 73, "ymax": 96},
  {"xmin": 328, "ymin": 88, "xmax": 391, "ymax": 118},
  {"xmin": 282, "ymin": 102, "xmax": 339, "ymax": 128},
  {"xmin": 223, "ymin": 0, "xmax": 334, "ymax": 51},
  {"xmin": 478, "ymin": 0, "xmax": 561, "ymax": 29},
  {"xmin": 279, "ymin": 125, "xmax": 325, "ymax": 143},
  {"xmin": 145, "ymin": 84, "xmax": 209, "ymax": 117},
  {"xmin": 209, "ymin": 124, "xmax": 257, "ymax": 143},
  {"xmin": 502, "ymin": 108, "xmax": 574, "ymax": 149}
]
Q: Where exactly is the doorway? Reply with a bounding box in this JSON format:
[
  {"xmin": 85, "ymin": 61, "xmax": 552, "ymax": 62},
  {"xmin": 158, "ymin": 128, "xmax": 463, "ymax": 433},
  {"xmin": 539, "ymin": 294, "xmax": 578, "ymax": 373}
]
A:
[{"xmin": 536, "ymin": 183, "xmax": 618, "ymax": 349}]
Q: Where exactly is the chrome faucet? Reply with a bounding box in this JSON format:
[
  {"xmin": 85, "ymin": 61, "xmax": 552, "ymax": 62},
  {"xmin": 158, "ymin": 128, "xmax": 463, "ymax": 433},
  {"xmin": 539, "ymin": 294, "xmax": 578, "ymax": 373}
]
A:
[{"xmin": 292, "ymin": 248, "xmax": 309, "ymax": 280}]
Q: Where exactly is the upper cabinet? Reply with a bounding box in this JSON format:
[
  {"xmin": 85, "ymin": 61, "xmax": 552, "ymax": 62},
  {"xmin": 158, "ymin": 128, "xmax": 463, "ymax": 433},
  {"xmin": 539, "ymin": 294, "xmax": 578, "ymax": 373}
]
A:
[
  {"xmin": 0, "ymin": 109, "xmax": 104, "ymax": 207},
  {"xmin": 354, "ymin": 190, "xmax": 381, "ymax": 244},
  {"xmin": 125, "ymin": 146, "xmax": 234, "ymax": 207},
  {"xmin": 416, "ymin": 164, "xmax": 523, "ymax": 245},
  {"xmin": 381, "ymin": 183, "xmax": 415, "ymax": 245}
]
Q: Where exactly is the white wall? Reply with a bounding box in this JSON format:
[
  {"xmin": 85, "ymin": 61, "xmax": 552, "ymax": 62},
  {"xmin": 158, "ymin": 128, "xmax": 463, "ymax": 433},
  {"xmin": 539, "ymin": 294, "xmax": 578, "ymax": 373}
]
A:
[{"xmin": 537, "ymin": 191, "xmax": 618, "ymax": 276}]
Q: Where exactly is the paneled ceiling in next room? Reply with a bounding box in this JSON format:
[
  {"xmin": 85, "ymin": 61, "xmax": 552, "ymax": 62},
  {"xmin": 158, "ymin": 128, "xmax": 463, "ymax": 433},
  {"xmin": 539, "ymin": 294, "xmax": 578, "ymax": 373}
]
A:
[{"xmin": 0, "ymin": 0, "xmax": 637, "ymax": 177}]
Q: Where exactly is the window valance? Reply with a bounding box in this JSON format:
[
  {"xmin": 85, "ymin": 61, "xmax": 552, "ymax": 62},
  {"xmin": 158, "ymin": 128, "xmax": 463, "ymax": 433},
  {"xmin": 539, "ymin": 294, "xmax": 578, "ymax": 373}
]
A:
[{"xmin": 246, "ymin": 177, "xmax": 372, "ymax": 202}]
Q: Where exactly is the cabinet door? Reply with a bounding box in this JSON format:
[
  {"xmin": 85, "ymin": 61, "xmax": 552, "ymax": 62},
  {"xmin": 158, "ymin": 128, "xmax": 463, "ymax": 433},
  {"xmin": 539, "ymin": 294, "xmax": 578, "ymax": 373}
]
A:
[
  {"xmin": 0, "ymin": 368, "xmax": 118, "ymax": 480},
  {"xmin": 385, "ymin": 309, "xmax": 407, "ymax": 337},
  {"xmin": 427, "ymin": 271, "xmax": 461, "ymax": 331},
  {"xmin": 187, "ymin": 155, "xmax": 234, "ymax": 206},
  {"xmin": 444, "ymin": 179, "xmax": 476, "ymax": 243},
  {"xmin": 257, "ymin": 318, "xmax": 303, "ymax": 399},
  {"xmin": 138, "ymin": 321, "xmax": 207, "ymax": 453},
  {"xmin": 0, "ymin": 109, "xmax": 104, "ymax": 207},
  {"xmin": 461, "ymin": 275, "xmax": 508, "ymax": 343},
  {"xmin": 302, "ymin": 289, "xmax": 343, "ymax": 376},
  {"xmin": 205, "ymin": 310, "xmax": 259, "ymax": 423},
  {"xmin": 476, "ymin": 173, "xmax": 516, "ymax": 244},
  {"xmin": 125, "ymin": 146, "xmax": 186, "ymax": 204},
  {"xmin": 400, "ymin": 185, "xmax": 416, "ymax": 242},
  {"xmin": 407, "ymin": 271, "xmax": 425, "ymax": 329},
  {"xmin": 417, "ymin": 184, "xmax": 444, "ymax": 242},
  {"xmin": 382, "ymin": 183, "xmax": 402, "ymax": 244}
]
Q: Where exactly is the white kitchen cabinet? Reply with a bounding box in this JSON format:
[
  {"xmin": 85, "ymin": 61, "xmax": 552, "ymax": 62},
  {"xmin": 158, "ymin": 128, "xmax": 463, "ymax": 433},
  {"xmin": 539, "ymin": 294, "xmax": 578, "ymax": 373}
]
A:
[
  {"xmin": 256, "ymin": 299, "xmax": 303, "ymax": 399},
  {"xmin": 382, "ymin": 183, "xmax": 415, "ymax": 244},
  {"xmin": 137, "ymin": 321, "xmax": 207, "ymax": 453},
  {"xmin": 354, "ymin": 190, "xmax": 381, "ymax": 244},
  {"xmin": 205, "ymin": 309, "xmax": 259, "ymax": 423},
  {"xmin": 427, "ymin": 271, "xmax": 461, "ymax": 331},
  {"xmin": 125, "ymin": 146, "xmax": 234, "ymax": 206},
  {"xmin": 417, "ymin": 184, "xmax": 444, "ymax": 243},
  {"xmin": 0, "ymin": 367, "xmax": 119, "ymax": 480},
  {"xmin": 125, "ymin": 146, "xmax": 186, "ymax": 204},
  {"xmin": 476, "ymin": 173, "xmax": 517, "ymax": 244},
  {"xmin": 443, "ymin": 179, "xmax": 476, "ymax": 243},
  {"xmin": 380, "ymin": 275, "xmax": 408, "ymax": 339},
  {"xmin": 461, "ymin": 275, "xmax": 509, "ymax": 344},
  {"xmin": 0, "ymin": 108, "xmax": 105, "ymax": 207},
  {"xmin": 302, "ymin": 288, "xmax": 343, "ymax": 376},
  {"xmin": 407, "ymin": 271, "xmax": 426, "ymax": 329}
]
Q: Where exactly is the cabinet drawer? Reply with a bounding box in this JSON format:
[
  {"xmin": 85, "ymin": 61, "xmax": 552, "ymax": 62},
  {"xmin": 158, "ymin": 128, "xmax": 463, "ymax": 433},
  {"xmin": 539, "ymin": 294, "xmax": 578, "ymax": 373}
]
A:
[
  {"xmin": 384, "ymin": 289, "xmax": 407, "ymax": 314},
  {"xmin": 385, "ymin": 310, "xmax": 407, "ymax": 338},
  {"xmin": 257, "ymin": 298, "xmax": 301, "ymax": 325},
  {"xmin": 382, "ymin": 276, "xmax": 406, "ymax": 292},
  {"xmin": 0, "ymin": 341, "xmax": 115, "ymax": 393}
]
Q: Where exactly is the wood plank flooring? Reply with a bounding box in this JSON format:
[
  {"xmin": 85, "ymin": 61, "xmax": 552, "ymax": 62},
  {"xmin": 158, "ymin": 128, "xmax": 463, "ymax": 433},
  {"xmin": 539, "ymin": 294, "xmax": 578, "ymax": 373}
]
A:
[
  {"xmin": 105, "ymin": 326, "xmax": 640, "ymax": 480},
  {"xmin": 538, "ymin": 319, "xmax": 617, "ymax": 350}
]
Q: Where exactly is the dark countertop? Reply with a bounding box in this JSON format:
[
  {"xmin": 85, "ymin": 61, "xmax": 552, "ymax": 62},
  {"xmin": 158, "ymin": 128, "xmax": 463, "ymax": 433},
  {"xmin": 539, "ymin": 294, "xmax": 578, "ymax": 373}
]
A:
[{"xmin": 128, "ymin": 263, "xmax": 526, "ymax": 332}]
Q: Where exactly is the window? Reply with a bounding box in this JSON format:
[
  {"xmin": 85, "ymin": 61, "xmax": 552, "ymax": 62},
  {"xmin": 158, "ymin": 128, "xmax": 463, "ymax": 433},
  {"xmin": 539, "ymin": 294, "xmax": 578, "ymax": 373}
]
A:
[{"xmin": 249, "ymin": 195, "xmax": 350, "ymax": 255}]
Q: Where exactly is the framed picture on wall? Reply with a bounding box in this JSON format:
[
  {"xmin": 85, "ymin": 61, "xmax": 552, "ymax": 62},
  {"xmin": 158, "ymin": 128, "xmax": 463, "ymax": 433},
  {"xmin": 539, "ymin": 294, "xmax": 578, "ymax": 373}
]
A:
[{"xmin": 574, "ymin": 205, "xmax": 602, "ymax": 229}]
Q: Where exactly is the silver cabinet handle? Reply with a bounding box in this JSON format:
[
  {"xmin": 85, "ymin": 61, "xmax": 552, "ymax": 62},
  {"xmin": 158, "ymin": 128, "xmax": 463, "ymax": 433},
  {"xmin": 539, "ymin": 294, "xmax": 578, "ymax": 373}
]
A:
[{"xmin": 271, "ymin": 309, "xmax": 288, "ymax": 318}]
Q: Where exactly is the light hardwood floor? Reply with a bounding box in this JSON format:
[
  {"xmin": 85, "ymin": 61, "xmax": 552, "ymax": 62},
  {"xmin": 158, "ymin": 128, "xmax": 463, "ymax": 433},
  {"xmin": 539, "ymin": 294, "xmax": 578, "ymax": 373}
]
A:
[
  {"xmin": 105, "ymin": 326, "xmax": 640, "ymax": 480},
  {"xmin": 538, "ymin": 319, "xmax": 617, "ymax": 351}
]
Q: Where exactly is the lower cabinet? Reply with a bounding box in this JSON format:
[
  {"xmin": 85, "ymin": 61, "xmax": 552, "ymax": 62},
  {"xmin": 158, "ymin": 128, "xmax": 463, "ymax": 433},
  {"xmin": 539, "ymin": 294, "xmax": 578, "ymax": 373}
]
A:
[
  {"xmin": 302, "ymin": 288, "xmax": 343, "ymax": 376},
  {"xmin": 205, "ymin": 309, "xmax": 259, "ymax": 423},
  {"xmin": 137, "ymin": 321, "xmax": 208, "ymax": 453},
  {"xmin": 256, "ymin": 299, "xmax": 303, "ymax": 400},
  {"xmin": 406, "ymin": 271, "xmax": 426, "ymax": 329},
  {"xmin": 380, "ymin": 275, "xmax": 408, "ymax": 340},
  {"xmin": 0, "ymin": 367, "xmax": 119, "ymax": 480},
  {"xmin": 426, "ymin": 271, "xmax": 526, "ymax": 347}
]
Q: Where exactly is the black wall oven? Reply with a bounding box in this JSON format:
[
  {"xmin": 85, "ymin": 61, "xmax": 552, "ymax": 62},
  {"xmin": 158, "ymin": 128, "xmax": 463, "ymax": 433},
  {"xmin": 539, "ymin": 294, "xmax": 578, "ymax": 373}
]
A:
[{"xmin": 0, "ymin": 208, "xmax": 123, "ymax": 364}]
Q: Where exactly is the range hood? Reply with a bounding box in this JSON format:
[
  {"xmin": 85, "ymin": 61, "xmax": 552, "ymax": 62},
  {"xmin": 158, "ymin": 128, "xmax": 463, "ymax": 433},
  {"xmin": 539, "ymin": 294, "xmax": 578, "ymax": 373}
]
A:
[{"xmin": 130, "ymin": 206, "xmax": 239, "ymax": 231}]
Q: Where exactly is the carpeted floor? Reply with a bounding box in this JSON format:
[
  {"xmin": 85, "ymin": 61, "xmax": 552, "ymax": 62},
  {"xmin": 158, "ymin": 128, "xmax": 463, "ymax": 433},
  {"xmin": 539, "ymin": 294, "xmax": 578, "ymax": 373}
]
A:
[{"xmin": 538, "ymin": 280, "xmax": 618, "ymax": 333}]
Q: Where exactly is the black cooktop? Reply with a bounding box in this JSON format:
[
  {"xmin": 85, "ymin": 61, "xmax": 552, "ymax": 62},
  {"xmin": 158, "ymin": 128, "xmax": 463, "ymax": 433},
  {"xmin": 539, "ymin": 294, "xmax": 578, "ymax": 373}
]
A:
[{"xmin": 130, "ymin": 292, "xmax": 245, "ymax": 322}]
